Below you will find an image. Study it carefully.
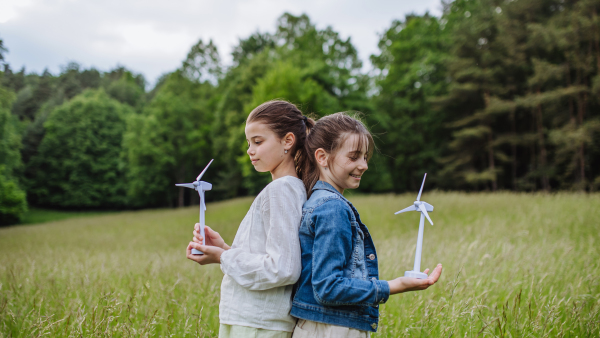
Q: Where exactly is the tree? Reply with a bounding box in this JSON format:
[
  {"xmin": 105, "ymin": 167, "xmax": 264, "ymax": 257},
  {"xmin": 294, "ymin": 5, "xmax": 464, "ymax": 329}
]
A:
[
  {"xmin": 370, "ymin": 14, "xmax": 450, "ymax": 192},
  {"xmin": 212, "ymin": 13, "xmax": 370, "ymax": 196},
  {"xmin": 27, "ymin": 89, "xmax": 132, "ymax": 208},
  {"xmin": 0, "ymin": 39, "xmax": 6, "ymax": 65},
  {"xmin": 125, "ymin": 52, "xmax": 217, "ymax": 207},
  {"xmin": 0, "ymin": 76, "xmax": 27, "ymax": 224}
]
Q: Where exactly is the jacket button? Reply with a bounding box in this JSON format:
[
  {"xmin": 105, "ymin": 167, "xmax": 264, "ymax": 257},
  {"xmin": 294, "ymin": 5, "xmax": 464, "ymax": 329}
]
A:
[
  {"xmin": 368, "ymin": 254, "xmax": 375, "ymax": 260},
  {"xmin": 371, "ymin": 323, "xmax": 377, "ymax": 330}
]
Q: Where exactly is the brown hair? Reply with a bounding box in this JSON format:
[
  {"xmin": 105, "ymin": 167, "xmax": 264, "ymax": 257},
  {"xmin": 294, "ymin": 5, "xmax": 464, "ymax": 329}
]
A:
[
  {"xmin": 247, "ymin": 100, "xmax": 316, "ymax": 179},
  {"xmin": 301, "ymin": 112, "xmax": 374, "ymax": 195}
]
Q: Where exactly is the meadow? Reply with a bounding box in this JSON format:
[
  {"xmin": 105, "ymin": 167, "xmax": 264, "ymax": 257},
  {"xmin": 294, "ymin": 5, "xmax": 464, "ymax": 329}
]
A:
[{"xmin": 0, "ymin": 192, "xmax": 599, "ymax": 337}]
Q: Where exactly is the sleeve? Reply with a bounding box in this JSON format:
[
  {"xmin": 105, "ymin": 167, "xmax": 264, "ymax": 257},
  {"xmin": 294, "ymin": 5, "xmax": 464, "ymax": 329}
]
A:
[
  {"xmin": 310, "ymin": 199, "xmax": 390, "ymax": 306},
  {"xmin": 219, "ymin": 180, "xmax": 303, "ymax": 291}
]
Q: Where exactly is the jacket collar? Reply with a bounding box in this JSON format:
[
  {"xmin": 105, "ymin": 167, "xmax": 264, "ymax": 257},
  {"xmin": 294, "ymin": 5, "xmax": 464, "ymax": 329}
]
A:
[
  {"xmin": 312, "ymin": 180, "xmax": 365, "ymax": 226},
  {"xmin": 313, "ymin": 181, "xmax": 350, "ymax": 203}
]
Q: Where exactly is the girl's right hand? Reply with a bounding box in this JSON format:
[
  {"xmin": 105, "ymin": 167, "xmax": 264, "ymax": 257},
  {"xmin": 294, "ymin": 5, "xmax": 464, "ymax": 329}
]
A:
[
  {"xmin": 193, "ymin": 224, "xmax": 231, "ymax": 250},
  {"xmin": 388, "ymin": 264, "xmax": 443, "ymax": 295}
]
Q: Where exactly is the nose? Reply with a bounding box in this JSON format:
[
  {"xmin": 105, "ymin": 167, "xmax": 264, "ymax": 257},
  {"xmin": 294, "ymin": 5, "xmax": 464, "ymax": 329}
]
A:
[
  {"xmin": 247, "ymin": 146, "xmax": 254, "ymax": 156},
  {"xmin": 358, "ymin": 158, "xmax": 368, "ymax": 172}
]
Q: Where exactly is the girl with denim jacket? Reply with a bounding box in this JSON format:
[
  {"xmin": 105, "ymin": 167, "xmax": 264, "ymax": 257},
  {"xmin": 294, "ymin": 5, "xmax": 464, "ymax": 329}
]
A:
[
  {"xmin": 187, "ymin": 101, "xmax": 316, "ymax": 338},
  {"xmin": 290, "ymin": 113, "xmax": 443, "ymax": 337}
]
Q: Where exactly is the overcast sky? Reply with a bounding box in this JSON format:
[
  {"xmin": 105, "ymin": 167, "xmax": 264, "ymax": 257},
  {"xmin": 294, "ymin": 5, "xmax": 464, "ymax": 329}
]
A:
[{"xmin": 0, "ymin": 0, "xmax": 441, "ymax": 88}]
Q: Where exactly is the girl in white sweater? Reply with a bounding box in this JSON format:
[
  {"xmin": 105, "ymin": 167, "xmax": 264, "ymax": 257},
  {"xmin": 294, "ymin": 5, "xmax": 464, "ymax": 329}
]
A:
[{"xmin": 187, "ymin": 100, "xmax": 315, "ymax": 338}]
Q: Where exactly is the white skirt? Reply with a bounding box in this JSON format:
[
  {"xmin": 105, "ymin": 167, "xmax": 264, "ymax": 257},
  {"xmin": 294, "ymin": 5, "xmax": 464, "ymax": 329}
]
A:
[
  {"xmin": 219, "ymin": 324, "xmax": 292, "ymax": 338},
  {"xmin": 292, "ymin": 319, "xmax": 370, "ymax": 338}
]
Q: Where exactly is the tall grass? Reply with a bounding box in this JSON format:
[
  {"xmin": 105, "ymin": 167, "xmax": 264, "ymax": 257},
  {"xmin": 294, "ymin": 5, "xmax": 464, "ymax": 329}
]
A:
[{"xmin": 1, "ymin": 193, "xmax": 598, "ymax": 337}]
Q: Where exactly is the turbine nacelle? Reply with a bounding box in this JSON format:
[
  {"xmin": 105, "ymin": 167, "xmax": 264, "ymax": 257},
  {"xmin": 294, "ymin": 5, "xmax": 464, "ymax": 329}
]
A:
[{"xmin": 176, "ymin": 181, "xmax": 213, "ymax": 192}]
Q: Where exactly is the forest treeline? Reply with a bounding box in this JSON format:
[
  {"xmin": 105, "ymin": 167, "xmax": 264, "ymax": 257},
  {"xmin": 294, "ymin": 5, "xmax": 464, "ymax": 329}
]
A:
[{"xmin": 1, "ymin": 0, "xmax": 599, "ymax": 224}]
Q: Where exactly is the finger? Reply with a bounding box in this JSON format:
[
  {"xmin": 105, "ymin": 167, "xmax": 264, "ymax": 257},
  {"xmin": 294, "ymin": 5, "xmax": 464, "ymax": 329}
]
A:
[
  {"xmin": 428, "ymin": 264, "xmax": 443, "ymax": 282},
  {"xmin": 205, "ymin": 226, "xmax": 219, "ymax": 238},
  {"xmin": 186, "ymin": 243, "xmax": 194, "ymax": 259},
  {"xmin": 189, "ymin": 242, "xmax": 210, "ymax": 253},
  {"xmin": 424, "ymin": 268, "xmax": 430, "ymax": 275}
]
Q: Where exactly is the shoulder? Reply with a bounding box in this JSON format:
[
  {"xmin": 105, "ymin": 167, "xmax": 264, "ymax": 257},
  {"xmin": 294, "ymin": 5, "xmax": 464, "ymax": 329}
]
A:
[
  {"xmin": 261, "ymin": 176, "xmax": 307, "ymax": 205},
  {"xmin": 265, "ymin": 176, "xmax": 305, "ymax": 196}
]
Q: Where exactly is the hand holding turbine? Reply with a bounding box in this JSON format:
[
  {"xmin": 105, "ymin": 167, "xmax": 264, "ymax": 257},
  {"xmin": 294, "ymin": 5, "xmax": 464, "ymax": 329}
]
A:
[{"xmin": 176, "ymin": 159, "xmax": 213, "ymax": 255}]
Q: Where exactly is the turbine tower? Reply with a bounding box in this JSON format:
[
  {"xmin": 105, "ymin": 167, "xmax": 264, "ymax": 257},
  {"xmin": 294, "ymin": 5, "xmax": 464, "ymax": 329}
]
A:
[
  {"xmin": 395, "ymin": 173, "xmax": 434, "ymax": 279},
  {"xmin": 176, "ymin": 159, "xmax": 213, "ymax": 255}
]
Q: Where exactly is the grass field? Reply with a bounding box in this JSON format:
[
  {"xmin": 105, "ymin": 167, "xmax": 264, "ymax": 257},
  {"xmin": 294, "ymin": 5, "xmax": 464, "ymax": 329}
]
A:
[{"xmin": 1, "ymin": 193, "xmax": 599, "ymax": 337}]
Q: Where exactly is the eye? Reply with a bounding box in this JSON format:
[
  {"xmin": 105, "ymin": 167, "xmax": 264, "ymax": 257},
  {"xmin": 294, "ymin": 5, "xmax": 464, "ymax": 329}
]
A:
[{"xmin": 255, "ymin": 141, "xmax": 262, "ymax": 145}]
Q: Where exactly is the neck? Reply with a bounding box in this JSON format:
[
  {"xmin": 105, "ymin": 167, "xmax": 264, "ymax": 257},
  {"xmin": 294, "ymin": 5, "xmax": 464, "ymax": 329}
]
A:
[
  {"xmin": 319, "ymin": 171, "xmax": 344, "ymax": 195},
  {"xmin": 271, "ymin": 157, "xmax": 297, "ymax": 181}
]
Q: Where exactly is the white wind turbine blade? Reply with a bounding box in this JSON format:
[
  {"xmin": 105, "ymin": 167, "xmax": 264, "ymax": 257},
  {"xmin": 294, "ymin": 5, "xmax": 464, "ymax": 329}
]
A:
[
  {"xmin": 418, "ymin": 204, "xmax": 434, "ymax": 225},
  {"xmin": 175, "ymin": 183, "xmax": 196, "ymax": 189},
  {"xmin": 196, "ymin": 159, "xmax": 214, "ymax": 181},
  {"xmin": 416, "ymin": 173, "xmax": 427, "ymax": 201},
  {"xmin": 395, "ymin": 205, "xmax": 417, "ymax": 214}
]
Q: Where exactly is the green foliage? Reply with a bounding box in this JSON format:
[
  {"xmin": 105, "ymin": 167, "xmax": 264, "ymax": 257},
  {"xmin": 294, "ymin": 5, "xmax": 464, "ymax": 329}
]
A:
[
  {"xmin": 27, "ymin": 89, "xmax": 132, "ymax": 208},
  {"xmin": 124, "ymin": 70, "xmax": 215, "ymax": 207},
  {"xmin": 371, "ymin": 14, "xmax": 450, "ymax": 192},
  {"xmin": 0, "ymin": 38, "xmax": 6, "ymax": 63},
  {"xmin": 0, "ymin": 81, "xmax": 27, "ymax": 224},
  {"xmin": 105, "ymin": 73, "xmax": 145, "ymax": 108},
  {"xmin": 213, "ymin": 13, "xmax": 371, "ymax": 195},
  {"xmin": 0, "ymin": 166, "xmax": 27, "ymax": 225},
  {"xmin": 435, "ymin": 0, "xmax": 600, "ymax": 191},
  {"xmin": 0, "ymin": 84, "xmax": 21, "ymax": 176},
  {"xmin": 1, "ymin": 6, "xmax": 600, "ymax": 217}
]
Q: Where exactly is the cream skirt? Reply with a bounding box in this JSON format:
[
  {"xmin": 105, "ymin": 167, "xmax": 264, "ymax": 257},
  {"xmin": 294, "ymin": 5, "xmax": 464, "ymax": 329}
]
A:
[
  {"xmin": 219, "ymin": 324, "xmax": 292, "ymax": 338},
  {"xmin": 292, "ymin": 319, "xmax": 370, "ymax": 338}
]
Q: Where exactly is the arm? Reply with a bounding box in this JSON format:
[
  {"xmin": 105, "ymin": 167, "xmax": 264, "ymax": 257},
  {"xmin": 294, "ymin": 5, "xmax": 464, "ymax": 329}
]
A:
[
  {"xmin": 310, "ymin": 200, "xmax": 390, "ymax": 307},
  {"xmin": 388, "ymin": 264, "xmax": 443, "ymax": 294},
  {"xmin": 219, "ymin": 181, "xmax": 303, "ymax": 291}
]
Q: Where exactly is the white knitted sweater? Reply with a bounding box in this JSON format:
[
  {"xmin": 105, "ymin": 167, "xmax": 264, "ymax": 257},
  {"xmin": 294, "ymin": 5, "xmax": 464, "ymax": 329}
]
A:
[{"xmin": 219, "ymin": 176, "xmax": 306, "ymax": 332}]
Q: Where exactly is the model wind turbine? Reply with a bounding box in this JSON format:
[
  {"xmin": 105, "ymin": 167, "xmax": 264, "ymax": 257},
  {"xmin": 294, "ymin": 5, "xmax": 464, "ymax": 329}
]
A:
[
  {"xmin": 176, "ymin": 159, "xmax": 213, "ymax": 255},
  {"xmin": 395, "ymin": 173, "xmax": 434, "ymax": 279}
]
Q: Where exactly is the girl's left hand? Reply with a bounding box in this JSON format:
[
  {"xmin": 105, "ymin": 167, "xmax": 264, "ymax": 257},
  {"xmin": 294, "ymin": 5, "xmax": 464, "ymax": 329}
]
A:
[
  {"xmin": 186, "ymin": 242, "xmax": 225, "ymax": 265},
  {"xmin": 388, "ymin": 264, "xmax": 443, "ymax": 294}
]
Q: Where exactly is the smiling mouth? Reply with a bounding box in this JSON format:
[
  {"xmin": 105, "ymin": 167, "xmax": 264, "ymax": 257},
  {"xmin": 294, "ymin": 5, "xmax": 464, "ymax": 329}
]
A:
[
  {"xmin": 350, "ymin": 174, "xmax": 361, "ymax": 179},
  {"xmin": 251, "ymin": 159, "xmax": 259, "ymax": 164}
]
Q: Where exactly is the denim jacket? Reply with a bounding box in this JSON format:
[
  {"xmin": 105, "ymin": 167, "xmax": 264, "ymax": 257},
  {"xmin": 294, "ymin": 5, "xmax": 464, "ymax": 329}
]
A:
[{"xmin": 290, "ymin": 181, "xmax": 390, "ymax": 332}]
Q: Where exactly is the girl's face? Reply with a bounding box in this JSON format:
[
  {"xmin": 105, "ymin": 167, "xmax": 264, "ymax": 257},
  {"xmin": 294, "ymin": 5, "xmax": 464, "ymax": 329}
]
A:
[
  {"xmin": 319, "ymin": 133, "xmax": 369, "ymax": 194},
  {"xmin": 245, "ymin": 121, "xmax": 290, "ymax": 173}
]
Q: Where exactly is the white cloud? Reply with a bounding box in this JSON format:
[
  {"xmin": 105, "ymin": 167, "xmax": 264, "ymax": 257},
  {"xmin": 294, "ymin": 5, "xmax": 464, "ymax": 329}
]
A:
[{"xmin": 1, "ymin": 0, "xmax": 441, "ymax": 87}]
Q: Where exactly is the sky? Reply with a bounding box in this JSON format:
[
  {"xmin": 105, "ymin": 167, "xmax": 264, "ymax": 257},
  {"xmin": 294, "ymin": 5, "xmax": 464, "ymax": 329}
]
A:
[{"xmin": 0, "ymin": 0, "xmax": 441, "ymax": 88}]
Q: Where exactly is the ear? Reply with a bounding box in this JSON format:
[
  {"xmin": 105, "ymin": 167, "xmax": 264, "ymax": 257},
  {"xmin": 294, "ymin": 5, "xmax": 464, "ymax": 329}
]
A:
[
  {"xmin": 314, "ymin": 148, "xmax": 329, "ymax": 168},
  {"xmin": 282, "ymin": 132, "xmax": 295, "ymax": 151}
]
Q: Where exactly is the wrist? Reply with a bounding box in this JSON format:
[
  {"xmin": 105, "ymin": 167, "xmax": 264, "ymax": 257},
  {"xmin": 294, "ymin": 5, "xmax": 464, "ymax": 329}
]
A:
[
  {"xmin": 388, "ymin": 278, "xmax": 405, "ymax": 295},
  {"xmin": 217, "ymin": 247, "xmax": 226, "ymax": 263}
]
